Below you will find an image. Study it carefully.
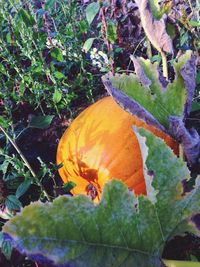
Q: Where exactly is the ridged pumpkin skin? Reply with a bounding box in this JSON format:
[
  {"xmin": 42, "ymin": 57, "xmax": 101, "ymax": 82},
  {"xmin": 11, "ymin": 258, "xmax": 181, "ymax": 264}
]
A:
[{"xmin": 57, "ymin": 96, "xmax": 178, "ymax": 201}]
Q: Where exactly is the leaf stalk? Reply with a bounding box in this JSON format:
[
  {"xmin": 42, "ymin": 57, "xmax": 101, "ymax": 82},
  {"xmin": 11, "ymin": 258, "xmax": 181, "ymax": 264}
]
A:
[{"xmin": 160, "ymin": 51, "xmax": 168, "ymax": 80}]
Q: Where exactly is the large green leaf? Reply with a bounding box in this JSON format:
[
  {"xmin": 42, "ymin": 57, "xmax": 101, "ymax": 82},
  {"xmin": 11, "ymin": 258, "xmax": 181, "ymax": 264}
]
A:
[
  {"xmin": 3, "ymin": 129, "xmax": 200, "ymax": 266},
  {"xmin": 103, "ymin": 51, "xmax": 193, "ymax": 129}
]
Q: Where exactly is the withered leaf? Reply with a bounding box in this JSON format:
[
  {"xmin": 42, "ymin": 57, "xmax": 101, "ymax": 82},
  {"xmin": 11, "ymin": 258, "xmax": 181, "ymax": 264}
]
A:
[{"xmin": 135, "ymin": 0, "xmax": 173, "ymax": 54}]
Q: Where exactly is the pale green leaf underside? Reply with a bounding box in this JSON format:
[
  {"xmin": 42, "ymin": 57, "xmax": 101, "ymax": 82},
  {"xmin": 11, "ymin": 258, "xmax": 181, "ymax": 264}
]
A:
[
  {"xmin": 3, "ymin": 129, "xmax": 200, "ymax": 267},
  {"xmin": 110, "ymin": 51, "xmax": 192, "ymax": 128}
]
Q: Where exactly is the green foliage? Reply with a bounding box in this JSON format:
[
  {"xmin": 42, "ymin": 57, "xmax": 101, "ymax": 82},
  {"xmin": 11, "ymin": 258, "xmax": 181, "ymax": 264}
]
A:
[
  {"xmin": 62, "ymin": 181, "xmax": 76, "ymax": 193},
  {"xmin": 176, "ymin": 7, "xmax": 200, "ymax": 51},
  {"xmin": 15, "ymin": 179, "xmax": 32, "ymax": 199},
  {"xmin": 5, "ymin": 195, "xmax": 22, "ymax": 211},
  {"xmin": 82, "ymin": 1, "xmax": 126, "ymax": 73},
  {"xmin": 0, "ymin": 0, "xmax": 98, "ymax": 115},
  {"xmin": 0, "ymin": 128, "xmax": 58, "ymax": 218},
  {"xmin": 0, "ymin": 116, "xmax": 9, "ymax": 129},
  {"xmin": 28, "ymin": 115, "xmax": 54, "ymax": 129},
  {"xmin": 0, "ymin": 153, "xmax": 33, "ymax": 211},
  {"xmin": 0, "ymin": 108, "xmax": 73, "ymax": 222},
  {"xmin": 189, "ymin": 20, "xmax": 200, "ymax": 27},
  {"xmin": 0, "ymin": 232, "xmax": 12, "ymax": 260},
  {"xmin": 3, "ymin": 129, "xmax": 200, "ymax": 266},
  {"xmin": 107, "ymin": 21, "xmax": 117, "ymax": 44},
  {"xmin": 83, "ymin": 38, "xmax": 95, "ymax": 53},
  {"xmin": 0, "ymin": 1, "xmax": 101, "ymax": 227}
]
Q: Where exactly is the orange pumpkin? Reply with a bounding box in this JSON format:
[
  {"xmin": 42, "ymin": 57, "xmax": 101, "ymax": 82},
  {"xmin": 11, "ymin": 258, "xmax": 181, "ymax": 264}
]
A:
[{"xmin": 57, "ymin": 96, "xmax": 178, "ymax": 201}]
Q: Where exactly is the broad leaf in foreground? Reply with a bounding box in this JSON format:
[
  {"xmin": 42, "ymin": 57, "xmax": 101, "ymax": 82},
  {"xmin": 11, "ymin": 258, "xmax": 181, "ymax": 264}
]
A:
[{"xmin": 3, "ymin": 129, "xmax": 200, "ymax": 267}]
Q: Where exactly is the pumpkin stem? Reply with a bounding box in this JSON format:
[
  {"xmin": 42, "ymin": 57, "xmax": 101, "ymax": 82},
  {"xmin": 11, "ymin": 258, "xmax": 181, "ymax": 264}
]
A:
[{"xmin": 86, "ymin": 184, "xmax": 98, "ymax": 200}]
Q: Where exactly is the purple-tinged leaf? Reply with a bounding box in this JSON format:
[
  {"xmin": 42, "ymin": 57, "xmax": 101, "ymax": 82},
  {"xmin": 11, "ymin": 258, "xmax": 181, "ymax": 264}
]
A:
[
  {"xmin": 130, "ymin": 56, "xmax": 152, "ymax": 87},
  {"xmin": 169, "ymin": 116, "xmax": 200, "ymax": 166},
  {"xmin": 102, "ymin": 75, "xmax": 166, "ymax": 132},
  {"xmin": 3, "ymin": 233, "xmax": 56, "ymax": 266},
  {"xmin": 135, "ymin": 0, "xmax": 173, "ymax": 54},
  {"xmin": 158, "ymin": 69, "xmax": 168, "ymax": 89},
  {"xmin": 180, "ymin": 55, "xmax": 197, "ymax": 118}
]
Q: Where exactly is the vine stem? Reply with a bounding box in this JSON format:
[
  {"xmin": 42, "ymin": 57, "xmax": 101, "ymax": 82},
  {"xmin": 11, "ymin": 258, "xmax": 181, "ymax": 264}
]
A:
[
  {"xmin": 160, "ymin": 50, "xmax": 168, "ymax": 80},
  {"xmin": 0, "ymin": 126, "xmax": 36, "ymax": 177},
  {"xmin": 0, "ymin": 126, "xmax": 51, "ymax": 201}
]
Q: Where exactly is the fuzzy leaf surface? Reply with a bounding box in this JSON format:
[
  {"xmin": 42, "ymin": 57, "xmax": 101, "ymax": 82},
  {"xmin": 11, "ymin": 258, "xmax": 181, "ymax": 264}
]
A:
[{"xmin": 3, "ymin": 130, "xmax": 200, "ymax": 267}]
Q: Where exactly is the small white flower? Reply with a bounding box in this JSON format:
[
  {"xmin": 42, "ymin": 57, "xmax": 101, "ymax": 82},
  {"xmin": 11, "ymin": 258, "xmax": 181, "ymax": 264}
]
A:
[
  {"xmin": 46, "ymin": 39, "xmax": 52, "ymax": 48},
  {"xmin": 96, "ymin": 62, "xmax": 102, "ymax": 68},
  {"xmin": 57, "ymin": 40, "xmax": 63, "ymax": 46},
  {"xmin": 46, "ymin": 38, "xmax": 66, "ymax": 56},
  {"xmin": 90, "ymin": 48, "xmax": 111, "ymax": 70},
  {"xmin": 92, "ymin": 59, "xmax": 98, "ymax": 65},
  {"xmin": 52, "ymin": 39, "xmax": 58, "ymax": 46},
  {"xmin": 90, "ymin": 47, "xmax": 97, "ymax": 57},
  {"xmin": 62, "ymin": 50, "xmax": 66, "ymax": 56},
  {"xmin": 94, "ymin": 54, "xmax": 100, "ymax": 60}
]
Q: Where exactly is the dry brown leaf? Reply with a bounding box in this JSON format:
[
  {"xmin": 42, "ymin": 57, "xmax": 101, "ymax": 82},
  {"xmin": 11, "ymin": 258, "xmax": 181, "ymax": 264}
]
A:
[{"xmin": 135, "ymin": 0, "xmax": 173, "ymax": 54}]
